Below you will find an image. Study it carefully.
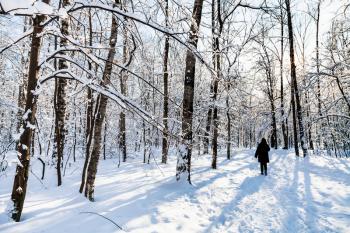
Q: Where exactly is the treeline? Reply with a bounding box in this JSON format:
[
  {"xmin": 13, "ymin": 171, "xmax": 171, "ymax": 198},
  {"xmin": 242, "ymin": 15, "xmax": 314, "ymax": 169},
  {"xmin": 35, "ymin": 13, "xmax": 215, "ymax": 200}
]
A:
[{"xmin": 0, "ymin": 0, "xmax": 349, "ymax": 222}]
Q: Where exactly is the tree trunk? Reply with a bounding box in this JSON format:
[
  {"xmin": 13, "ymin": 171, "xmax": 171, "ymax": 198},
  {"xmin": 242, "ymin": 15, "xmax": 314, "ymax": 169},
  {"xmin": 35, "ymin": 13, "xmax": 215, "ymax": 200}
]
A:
[
  {"xmin": 161, "ymin": 0, "xmax": 170, "ymax": 164},
  {"xmin": 16, "ymin": 17, "xmax": 30, "ymax": 134},
  {"xmin": 143, "ymin": 120, "xmax": 146, "ymax": 163},
  {"xmin": 260, "ymin": 36, "xmax": 277, "ymax": 149},
  {"xmin": 315, "ymin": 1, "xmax": 322, "ymax": 150},
  {"xmin": 103, "ymin": 117, "xmax": 107, "ymax": 160},
  {"xmin": 280, "ymin": 4, "xmax": 288, "ymax": 149},
  {"xmin": 79, "ymin": 9, "xmax": 94, "ymax": 194},
  {"xmin": 85, "ymin": 5, "xmax": 119, "ymax": 201},
  {"xmin": 176, "ymin": 0, "xmax": 204, "ymax": 183},
  {"xmin": 285, "ymin": 0, "xmax": 308, "ymax": 157},
  {"xmin": 11, "ymin": 1, "xmax": 50, "ymax": 221},
  {"xmin": 270, "ymin": 100, "xmax": 278, "ymax": 150},
  {"xmin": 54, "ymin": 0, "xmax": 70, "ymax": 187},
  {"xmin": 316, "ymin": 1, "xmax": 321, "ymax": 116},
  {"xmin": 226, "ymin": 83, "xmax": 231, "ymax": 159},
  {"xmin": 204, "ymin": 0, "xmax": 217, "ymax": 156},
  {"xmin": 204, "ymin": 108, "xmax": 212, "ymax": 154},
  {"xmin": 119, "ymin": 21, "xmax": 128, "ymax": 163},
  {"xmin": 211, "ymin": 0, "xmax": 223, "ymax": 169},
  {"xmin": 302, "ymin": 39, "xmax": 314, "ymax": 151}
]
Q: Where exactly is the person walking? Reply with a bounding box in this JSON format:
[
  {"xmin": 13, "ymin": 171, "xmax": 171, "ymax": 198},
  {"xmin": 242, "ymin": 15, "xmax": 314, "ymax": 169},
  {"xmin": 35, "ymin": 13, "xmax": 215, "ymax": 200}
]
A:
[{"xmin": 255, "ymin": 138, "xmax": 270, "ymax": 176}]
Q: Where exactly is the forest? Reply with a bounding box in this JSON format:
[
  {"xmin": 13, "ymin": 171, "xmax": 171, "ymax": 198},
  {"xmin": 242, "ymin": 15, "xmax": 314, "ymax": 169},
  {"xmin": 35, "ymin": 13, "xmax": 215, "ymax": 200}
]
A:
[{"xmin": 0, "ymin": 0, "xmax": 349, "ymax": 232}]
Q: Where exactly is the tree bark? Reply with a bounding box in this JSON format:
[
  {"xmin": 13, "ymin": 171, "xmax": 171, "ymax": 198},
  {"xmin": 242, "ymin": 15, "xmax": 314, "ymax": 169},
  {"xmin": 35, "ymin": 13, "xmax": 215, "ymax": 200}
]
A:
[
  {"xmin": 79, "ymin": 9, "xmax": 94, "ymax": 194},
  {"xmin": 16, "ymin": 17, "xmax": 30, "ymax": 134},
  {"xmin": 279, "ymin": 3, "xmax": 288, "ymax": 149},
  {"xmin": 226, "ymin": 82, "xmax": 231, "ymax": 159},
  {"xmin": 211, "ymin": 0, "xmax": 223, "ymax": 169},
  {"xmin": 161, "ymin": 0, "xmax": 170, "ymax": 164},
  {"xmin": 259, "ymin": 34, "xmax": 277, "ymax": 149},
  {"xmin": 119, "ymin": 20, "xmax": 128, "ymax": 163},
  {"xmin": 176, "ymin": 0, "xmax": 204, "ymax": 183},
  {"xmin": 85, "ymin": 4, "xmax": 119, "ymax": 200},
  {"xmin": 11, "ymin": 0, "xmax": 50, "ymax": 222},
  {"xmin": 315, "ymin": 1, "xmax": 322, "ymax": 149},
  {"xmin": 285, "ymin": 0, "xmax": 308, "ymax": 157},
  {"xmin": 54, "ymin": 0, "xmax": 70, "ymax": 187},
  {"xmin": 316, "ymin": 1, "xmax": 321, "ymax": 116},
  {"xmin": 204, "ymin": 108, "xmax": 212, "ymax": 154}
]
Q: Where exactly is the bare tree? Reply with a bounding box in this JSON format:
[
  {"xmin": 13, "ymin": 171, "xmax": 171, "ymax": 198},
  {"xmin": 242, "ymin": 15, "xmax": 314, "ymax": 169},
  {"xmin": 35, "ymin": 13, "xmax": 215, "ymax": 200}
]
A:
[
  {"xmin": 176, "ymin": 0, "xmax": 204, "ymax": 183},
  {"xmin": 161, "ymin": 0, "xmax": 170, "ymax": 164},
  {"xmin": 285, "ymin": 0, "xmax": 308, "ymax": 157},
  {"xmin": 10, "ymin": 0, "xmax": 51, "ymax": 222},
  {"xmin": 279, "ymin": 1, "xmax": 288, "ymax": 149},
  {"xmin": 79, "ymin": 9, "xmax": 95, "ymax": 193},
  {"xmin": 53, "ymin": 0, "xmax": 70, "ymax": 187},
  {"xmin": 85, "ymin": 0, "xmax": 119, "ymax": 200}
]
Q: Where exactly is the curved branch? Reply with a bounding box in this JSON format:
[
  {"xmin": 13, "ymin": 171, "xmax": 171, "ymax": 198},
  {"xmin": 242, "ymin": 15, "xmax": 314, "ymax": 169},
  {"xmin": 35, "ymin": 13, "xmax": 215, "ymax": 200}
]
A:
[
  {"xmin": 79, "ymin": 212, "xmax": 124, "ymax": 231},
  {"xmin": 0, "ymin": 28, "xmax": 33, "ymax": 54}
]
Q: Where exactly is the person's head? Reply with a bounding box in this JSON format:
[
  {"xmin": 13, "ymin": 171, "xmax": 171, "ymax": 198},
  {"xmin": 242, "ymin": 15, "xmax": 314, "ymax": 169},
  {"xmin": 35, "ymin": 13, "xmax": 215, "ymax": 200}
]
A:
[{"xmin": 261, "ymin": 138, "xmax": 267, "ymax": 144}]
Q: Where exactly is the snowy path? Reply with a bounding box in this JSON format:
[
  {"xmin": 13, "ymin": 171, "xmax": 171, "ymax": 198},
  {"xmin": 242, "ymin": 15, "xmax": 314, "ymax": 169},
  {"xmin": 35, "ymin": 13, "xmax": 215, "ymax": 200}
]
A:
[{"xmin": 0, "ymin": 149, "xmax": 349, "ymax": 232}]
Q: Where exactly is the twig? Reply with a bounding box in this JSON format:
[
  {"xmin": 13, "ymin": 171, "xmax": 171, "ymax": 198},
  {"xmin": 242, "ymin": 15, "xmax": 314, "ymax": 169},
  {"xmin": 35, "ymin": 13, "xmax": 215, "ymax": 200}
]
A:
[
  {"xmin": 30, "ymin": 169, "xmax": 48, "ymax": 189},
  {"xmin": 150, "ymin": 148, "xmax": 165, "ymax": 177},
  {"xmin": 79, "ymin": 211, "xmax": 124, "ymax": 231}
]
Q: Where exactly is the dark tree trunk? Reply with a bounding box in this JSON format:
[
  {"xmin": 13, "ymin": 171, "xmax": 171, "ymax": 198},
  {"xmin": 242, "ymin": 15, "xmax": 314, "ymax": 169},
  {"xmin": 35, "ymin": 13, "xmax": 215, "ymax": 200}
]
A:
[
  {"xmin": 176, "ymin": 0, "xmax": 204, "ymax": 183},
  {"xmin": 204, "ymin": 108, "xmax": 212, "ymax": 154},
  {"xmin": 85, "ymin": 5, "xmax": 119, "ymax": 201},
  {"xmin": 279, "ymin": 4, "xmax": 288, "ymax": 149},
  {"xmin": 79, "ymin": 9, "xmax": 94, "ymax": 194},
  {"xmin": 143, "ymin": 120, "xmax": 146, "ymax": 163},
  {"xmin": 16, "ymin": 17, "xmax": 30, "ymax": 134},
  {"xmin": 259, "ymin": 36, "xmax": 277, "ymax": 150},
  {"xmin": 11, "ymin": 1, "xmax": 50, "ymax": 221},
  {"xmin": 285, "ymin": 0, "xmax": 308, "ymax": 157},
  {"xmin": 226, "ymin": 83, "xmax": 231, "ymax": 159},
  {"xmin": 264, "ymin": 48, "xmax": 277, "ymax": 150},
  {"xmin": 103, "ymin": 117, "xmax": 107, "ymax": 160},
  {"xmin": 314, "ymin": 1, "xmax": 322, "ymax": 150},
  {"xmin": 54, "ymin": 0, "xmax": 70, "ymax": 187},
  {"xmin": 211, "ymin": 0, "xmax": 224, "ymax": 169},
  {"xmin": 204, "ymin": 0, "xmax": 217, "ymax": 156},
  {"xmin": 119, "ymin": 21, "xmax": 128, "ymax": 163},
  {"xmin": 161, "ymin": 0, "xmax": 170, "ymax": 164},
  {"xmin": 316, "ymin": 1, "xmax": 321, "ymax": 116},
  {"xmin": 271, "ymin": 102, "xmax": 278, "ymax": 150}
]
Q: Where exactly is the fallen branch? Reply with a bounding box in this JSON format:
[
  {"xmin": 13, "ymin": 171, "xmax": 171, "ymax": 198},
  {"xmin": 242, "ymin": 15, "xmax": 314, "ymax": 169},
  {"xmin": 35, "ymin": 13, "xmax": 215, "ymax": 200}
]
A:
[{"xmin": 79, "ymin": 211, "xmax": 124, "ymax": 231}]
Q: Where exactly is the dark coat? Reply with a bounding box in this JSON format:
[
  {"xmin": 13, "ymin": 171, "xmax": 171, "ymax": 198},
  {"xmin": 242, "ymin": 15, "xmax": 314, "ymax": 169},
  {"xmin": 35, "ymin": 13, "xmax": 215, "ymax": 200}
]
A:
[{"xmin": 255, "ymin": 142, "xmax": 270, "ymax": 163}]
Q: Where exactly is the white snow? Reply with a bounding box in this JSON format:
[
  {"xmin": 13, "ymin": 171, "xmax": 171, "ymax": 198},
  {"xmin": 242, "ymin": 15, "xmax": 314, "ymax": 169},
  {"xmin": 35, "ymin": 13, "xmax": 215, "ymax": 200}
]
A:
[
  {"xmin": 0, "ymin": 0, "xmax": 54, "ymax": 15},
  {"xmin": 0, "ymin": 149, "xmax": 349, "ymax": 232},
  {"xmin": 0, "ymin": 0, "xmax": 35, "ymax": 11}
]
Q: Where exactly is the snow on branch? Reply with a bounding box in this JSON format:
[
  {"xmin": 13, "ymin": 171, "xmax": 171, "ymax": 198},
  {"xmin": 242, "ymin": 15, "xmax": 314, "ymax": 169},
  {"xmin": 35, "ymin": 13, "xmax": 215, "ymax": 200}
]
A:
[
  {"xmin": 0, "ymin": 28, "xmax": 33, "ymax": 54},
  {"xmin": 37, "ymin": 69, "xmax": 165, "ymax": 132},
  {"xmin": 65, "ymin": 1, "xmax": 213, "ymax": 71},
  {"xmin": 39, "ymin": 45, "xmax": 185, "ymax": 123},
  {"xmin": 0, "ymin": 1, "xmax": 214, "ymax": 73},
  {"xmin": 0, "ymin": 0, "xmax": 55, "ymax": 16}
]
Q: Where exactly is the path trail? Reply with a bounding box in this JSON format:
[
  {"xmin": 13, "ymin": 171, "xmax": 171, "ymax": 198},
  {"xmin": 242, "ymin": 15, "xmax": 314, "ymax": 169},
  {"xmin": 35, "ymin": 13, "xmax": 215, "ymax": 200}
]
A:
[{"xmin": 0, "ymin": 149, "xmax": 349, "ymax": 232}]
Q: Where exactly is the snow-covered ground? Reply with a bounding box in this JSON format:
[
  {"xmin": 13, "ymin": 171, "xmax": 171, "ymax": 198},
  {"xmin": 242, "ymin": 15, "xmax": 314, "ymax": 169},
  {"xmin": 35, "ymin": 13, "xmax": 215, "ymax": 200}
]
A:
[{"xmin": 0, "ymin": 149, "xmax": 349, "ymax": 233}]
